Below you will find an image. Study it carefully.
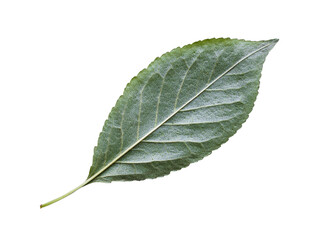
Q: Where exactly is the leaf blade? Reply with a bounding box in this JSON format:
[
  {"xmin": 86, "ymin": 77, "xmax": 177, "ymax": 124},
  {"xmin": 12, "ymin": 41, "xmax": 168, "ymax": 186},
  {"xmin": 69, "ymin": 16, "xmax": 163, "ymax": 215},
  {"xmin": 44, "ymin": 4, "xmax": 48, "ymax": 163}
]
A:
[{"xmin": 88, "ymin": 38, "xmax": 278, "ymax": 183}]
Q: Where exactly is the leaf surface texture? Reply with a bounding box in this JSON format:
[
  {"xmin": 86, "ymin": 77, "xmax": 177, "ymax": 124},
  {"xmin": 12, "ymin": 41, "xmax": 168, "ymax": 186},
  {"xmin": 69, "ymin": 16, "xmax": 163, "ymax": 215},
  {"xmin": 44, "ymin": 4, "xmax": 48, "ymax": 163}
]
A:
[{"xmin": 88, "ymin": 38, "xmax": 278, "ymax": 183}]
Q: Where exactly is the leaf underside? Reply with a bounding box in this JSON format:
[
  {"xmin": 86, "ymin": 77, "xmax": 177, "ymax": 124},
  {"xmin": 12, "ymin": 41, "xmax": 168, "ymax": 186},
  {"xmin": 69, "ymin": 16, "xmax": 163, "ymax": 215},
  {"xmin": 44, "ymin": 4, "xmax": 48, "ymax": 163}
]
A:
[{"xmin": 87, "ymin": 38, "xmax": 277, "ymax": 184}]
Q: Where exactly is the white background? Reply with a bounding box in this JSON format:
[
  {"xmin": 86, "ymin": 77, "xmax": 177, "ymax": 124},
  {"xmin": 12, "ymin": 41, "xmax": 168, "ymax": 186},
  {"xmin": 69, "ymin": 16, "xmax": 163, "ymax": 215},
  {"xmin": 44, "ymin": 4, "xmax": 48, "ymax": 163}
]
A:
[{"xmin": 0, "ymin": 0, "xmax": 321, "ymax": 239}]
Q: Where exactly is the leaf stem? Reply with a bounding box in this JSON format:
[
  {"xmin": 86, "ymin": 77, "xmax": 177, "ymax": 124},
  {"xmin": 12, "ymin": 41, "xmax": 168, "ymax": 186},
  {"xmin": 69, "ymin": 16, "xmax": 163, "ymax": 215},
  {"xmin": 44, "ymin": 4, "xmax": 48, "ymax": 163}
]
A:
[
  {"xmin": 40, "ymin": 164, "xmax": 109, "ymax": 208},
  {"xmin": 40, "ymin": 181, "xmax": 87, "ymax": 209}
]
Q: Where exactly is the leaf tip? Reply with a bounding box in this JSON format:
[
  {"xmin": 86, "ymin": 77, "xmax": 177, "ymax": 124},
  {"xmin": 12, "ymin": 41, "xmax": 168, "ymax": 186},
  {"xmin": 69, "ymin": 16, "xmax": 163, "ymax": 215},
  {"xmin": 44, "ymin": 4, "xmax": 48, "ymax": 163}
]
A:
[
  {"xmin": 268, "ymin": 38, "xmax": 279, "ymax": 45},
  {"xmin": 263, "ymin": 38, "xmax": 279, "ymax": 51},
  {"xmin": 40, "ymin": 204, "xmax": 43, "ymax": 209}
]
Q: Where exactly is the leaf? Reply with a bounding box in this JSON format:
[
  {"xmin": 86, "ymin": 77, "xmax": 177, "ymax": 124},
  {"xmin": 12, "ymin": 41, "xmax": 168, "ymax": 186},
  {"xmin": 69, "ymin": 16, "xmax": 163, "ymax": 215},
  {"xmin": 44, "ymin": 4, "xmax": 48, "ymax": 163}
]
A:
[{"xmin": 41, "ymin": 38, "xmax": 278, "ymax": 208}]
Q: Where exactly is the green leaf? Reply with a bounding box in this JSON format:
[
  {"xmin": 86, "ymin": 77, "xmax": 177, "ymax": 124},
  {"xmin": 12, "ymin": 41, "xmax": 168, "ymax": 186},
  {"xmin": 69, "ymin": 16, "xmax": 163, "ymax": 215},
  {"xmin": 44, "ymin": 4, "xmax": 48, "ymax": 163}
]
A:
[{"xmin": 41, "ymin": 38, "xmax": 278, "ymax": 208}]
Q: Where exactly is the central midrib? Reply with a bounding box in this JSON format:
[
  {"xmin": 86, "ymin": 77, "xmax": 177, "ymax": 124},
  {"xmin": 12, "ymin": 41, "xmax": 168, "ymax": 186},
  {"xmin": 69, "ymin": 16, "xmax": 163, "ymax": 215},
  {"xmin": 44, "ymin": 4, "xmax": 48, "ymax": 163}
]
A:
[{"xmin": 86, "ymin": 42, "xmax": 273, "ymax": 184}]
